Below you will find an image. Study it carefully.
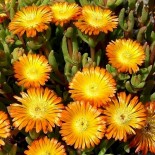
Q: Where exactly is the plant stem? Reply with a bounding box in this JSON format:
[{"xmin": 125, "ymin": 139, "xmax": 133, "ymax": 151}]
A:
[
  {"xmin": 67, "ymin": 38, "xmax": 73, "ymax": 58},
  {"xmin": 90, "ymin": 46, "xmax": 95, "ymax": 61},
  {"xmin": 98, "ymin": 139, "xmax": 115, "ymax": 155}
]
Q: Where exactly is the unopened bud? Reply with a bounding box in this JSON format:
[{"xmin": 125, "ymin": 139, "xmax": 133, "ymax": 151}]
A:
[
  {"xmin": 5, "ymin": 35, "xmax": 15, "ymax": 45},
  {"xmin": 11, "ymin": 48, "xmax": 25, "ymax": 63}
]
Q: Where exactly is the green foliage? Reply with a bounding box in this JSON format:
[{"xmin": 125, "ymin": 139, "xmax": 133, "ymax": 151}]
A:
[{"xmin": 0, "ymin": 0, "xmax": 154, "ymax": 154}]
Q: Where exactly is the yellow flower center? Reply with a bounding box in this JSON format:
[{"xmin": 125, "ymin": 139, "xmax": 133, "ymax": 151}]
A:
[
  {"xmin": 35, "ymin": 106, "xmax": 41, "ymax": 112},
  {"xmin": 21, "ymin": 13, "xmax": 41, "ymax": 28},
  {"xmin": 143, "ymin": 117, "xmax": 155, "ymax": 136},
  {"xmin": 115, "ymin": 113, "xmax": 130, "ymax": 125},
  {"xmin": 85, "ymin": 11, "xmax": 108, "ymax": 28},
  {"xmin": 144, "ymin": 123, "xmax": 151, "ymax": 132},
  {"xmin": 118, "ymin": 47, "xmax": 134, "ymax": 64},
  {"xmin": 40, "ymin": 152, "xmax": 51, "ymax": 155},
  {"xmin": 25, "ymin": 67, "xmax": 39, "ymax": 80},
  {"xmin": 85, "ymin": 83, "xmax": 98, "ymax": 97},
  {"xmin": 29, "ymin": 103, "xmax": 47, "ymax": 119},
  {"xmin": 122, "ymin": 52, "xmax": 131, "ymax": 58},
  {"xmin": 38, "ymin": 150, "xmax": 53, "ymax": 155},
  {"xmin": 75, "ymin": 117, "xmax": 89, "ymax": 132}
]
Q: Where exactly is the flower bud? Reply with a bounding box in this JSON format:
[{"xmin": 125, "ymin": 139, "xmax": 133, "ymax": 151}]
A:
[
  {"xmin": 5, "ymin": 35, "xmax": 15, "ymax": 45},
  {"xmin": 11, "ymin": 48, "xmax": 24, "ymax": 63}
]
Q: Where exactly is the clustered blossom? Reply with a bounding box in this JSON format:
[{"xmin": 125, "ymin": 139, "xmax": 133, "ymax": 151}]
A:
[
  {"xmin": 13, "ymin": 54, "xmax": 52, "ymax": 88},
  {"xmin": 8, "ymin": 87, "xmax": 64, "ymax": 133},
  {"xmin": 60, "ymin": 101, "xmax": 106, "ymax": 149},
  {"xmin": 130, "ymin": 102, "xmax": 155, "ymax": 155},
  {"xmin": 106, "ymin": 39, "xmax": 145, "ymax": 74},
  {"xmin": 104, "ymin": 92, "xmax": 146, "ymax": 141},
  {"xmin": 8, "ymin": 3, "xmax": 118, "ymax": 37},
  {"xmin": 0, "ymin": 1, "xmax": 152, "ymax": 155},
  {"xmin": 74, "ymin": 5, "xmax": 118, "ymax": 35},
  {"xmin": 25, "ymin": 136, "xmax": 67, "ymax": 155},
  {"xmin": 9, "ymin": 5, "xmax": 53, "ymax": 37},
  {"xmin": 69, "ymin": 67, "xmax": 116, "ymax": 107},
  {"xmin": 0, "ymin": 111, "xmax": 10, "ymax": 146}
]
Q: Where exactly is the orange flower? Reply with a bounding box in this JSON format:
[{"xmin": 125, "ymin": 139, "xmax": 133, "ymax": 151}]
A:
[
  {"xmin": 50, "ymin": 2, "xmax": 81, "ymax": 26},
  {"xmin": 8, "ymin": 5, "xmax": 52, "ymax": 37},
  {"xmin": 60, "ymin": 101, "xmax": 106, "ymax": 149},
  {"xmin": 0, "ymin": 13, "xmax": 7, "ymax": 23},
  {"xmin": 8, "ymin": 87, "xmax": 64, "ymax": 133},
  {"xmin": 74, "ymin": 5, "xmax": 118, "ymax": 35},
  {"xmin": 13, "ymin": 54, "xmax": 51, "ymax": 88},
  {"xmin": 69, "ymin": 67, "xmax": 116, "ymax": 107},
  {"xmin": 104, "ymin": 92, "xmax": 146, "ymax": 142},
  {"xmin": 130, "ymin": 101, "xmax": 155, "ymax": 155},
  {"xmin": 106, "ymin": 39, "xmax": 145, "ymax": 73},
  {"xmin": 0, "ymin": 111, "xmax": 10, "ymax": 146},
  {"xmin": 25, "ymin": 136, "xmax": 66, "ymax": 155}
]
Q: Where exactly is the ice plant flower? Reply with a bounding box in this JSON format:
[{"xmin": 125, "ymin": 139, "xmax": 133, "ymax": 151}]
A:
[
  {"xmin": 25, "ymin": 136, "xmax": 66, "ymax": 155},
  {"xmin": 8, "ymin": 5, "xmax": 52, "ymax": 37},
  {"xmin": 69, "ymin": 67, "xmax": 116, "ymax": 107},
  {"xmin": 13, "ymin": 54, "xmax": 52, "ymax": 88},
  {"xmin": 50, "ymin": 2, "xmax": 81, "ymax": 26},
  {"xmin": 130, "ymin": 101, "xmax": 155, "ymax": 155},
  {"xmin": 60, "ymin": 101, "xmax": 106, "ymax": 149},
  {"xmin": 0, "ymin": 111, "xmax": 10, "ymax": 146},
  {"xmin": 7, "ymin": 87, "xmax": 64, "ymax": 133},
  {"xmin": 104, "ymin": 92, "xmax": 146, "ymax": 142},
  {"xmin": 106, "ymin": 39, "xmax": 145, "ymax": 74},
  {"xmin": 74, "ymin": 5, "xmax": 118, "ymax": 35}
]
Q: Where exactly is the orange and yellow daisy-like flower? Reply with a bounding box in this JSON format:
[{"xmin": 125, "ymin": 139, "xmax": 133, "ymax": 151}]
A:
[
  {"xmin": 0, "ymin": 13, "xmax": 7, "ymax": 23},
  {"xmin": 7, "ymin": 87, "xmax": 64, "ymax": 133},
  {"xmin": 13, "ymin": 54, "xmax": 51, "ymax": 88},
  {"xmin": 130, "ymin": 101, "xmax": 155, "ymax": 155},
  {"xmin": 50, "ymin": 2, "xmax": 81, "ymax": 26},
  {"xmin": 60, "ymin": 101, "xmax": 106, "ymax": 149},
  {"xmin": 106, "ymin": 39, "xmax": 145, "ymax": 74},
  {"xmin": 69, "ymin": 67, "xmax": 116, "ymax": 107},
  {"xmin": 104, "ymin": 92, "xmax": 146, "ymax": 142},
  {"xmin": 8, "ymin": 5, "xmax": 52, "ymax": 37},
  {"xmin": 0, "ymin": 111, "xmax": 10, "ymax": 146},
  {"xmin": 74, "ymin": 5, "xmax": 118, "ymax": 35},
  {"xmin": 25, "ymin": 136, "xmax": 66, "ymax": 155}
]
